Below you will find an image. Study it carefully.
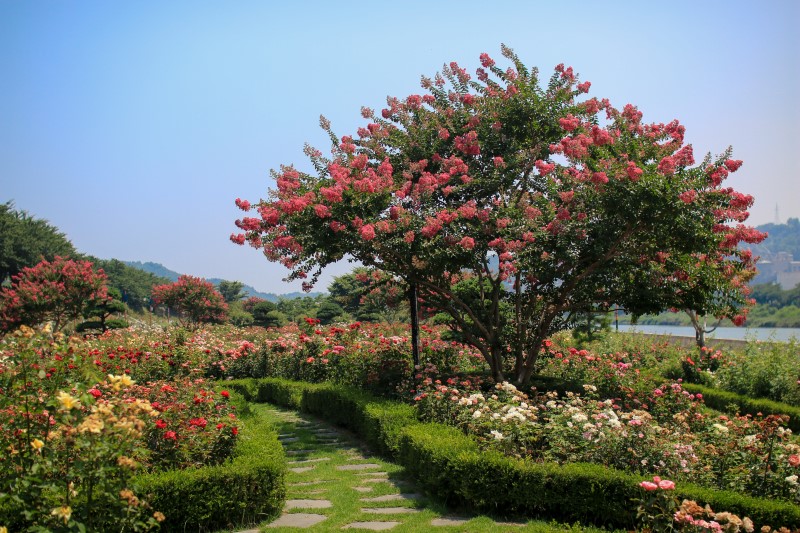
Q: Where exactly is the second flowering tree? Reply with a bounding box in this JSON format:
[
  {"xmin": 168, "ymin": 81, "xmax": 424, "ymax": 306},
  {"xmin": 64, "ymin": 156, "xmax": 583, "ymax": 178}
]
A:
[{"xmin": 233, "ymin": 46, "xmax": 764, "ymax": 383}]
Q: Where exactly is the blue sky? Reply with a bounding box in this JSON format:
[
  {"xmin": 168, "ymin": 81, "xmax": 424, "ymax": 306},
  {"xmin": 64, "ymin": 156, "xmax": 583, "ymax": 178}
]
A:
[{"xmin": 2, "ymin": 1, "xmax": 798, "ymax": 294}]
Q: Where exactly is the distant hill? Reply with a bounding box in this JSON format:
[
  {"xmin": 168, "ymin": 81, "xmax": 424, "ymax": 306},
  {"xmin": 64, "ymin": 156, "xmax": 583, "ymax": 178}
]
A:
[
  {"xmin": 123, "ymin": 261, "xmax": 322, "ymax": 301},
  {"xmin": 749, "ymin": 218, "xmax": 800, "ymax": 260},
  {"xmin": 747, "ymin": 218, "xmax": 800, "ymax": 286}
]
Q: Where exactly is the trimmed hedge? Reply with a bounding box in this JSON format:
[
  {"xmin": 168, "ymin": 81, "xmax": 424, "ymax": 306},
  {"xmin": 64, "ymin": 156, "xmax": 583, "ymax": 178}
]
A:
[
  {"xmin": 132, "ymin": 391, "xmax": 286, "ymax": 531},
  {"xmin": 682, "ymin": 383, "xmax": 800, "ymax": 432},
  {"xmin": 238, "ymin": 377, "xmax": 800, "ymax": 531}
]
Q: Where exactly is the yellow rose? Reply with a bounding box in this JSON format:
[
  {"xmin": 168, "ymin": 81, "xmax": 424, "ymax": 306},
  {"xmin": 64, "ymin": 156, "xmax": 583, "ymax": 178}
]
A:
[
  {"xmin": 77, "ymin": 416, "xmax": 104, "ymax": 434},
  {"xmin": 56, "ymin": 391, "xmax": 80, "ymax": 411},
  {"xmin": 51, "ymin": 505, "xmax": 72, "ymax": 524},
  {"xmin": 107, "ymin": 374, "xmax": 136, "ymax": 391},
  {"xmin": 30, "ymin": 438, "xmax": 44, "ymax": 451}
]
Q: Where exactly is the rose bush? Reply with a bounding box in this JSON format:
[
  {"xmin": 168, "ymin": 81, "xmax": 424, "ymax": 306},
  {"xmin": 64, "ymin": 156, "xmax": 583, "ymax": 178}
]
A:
[
  {"xmin": 0, "ymin": 327, "xmax": 162, "ymax": 531},
  {"xmin": 413, "ymin": 374, "xmax": 800, "ymax": 503}
]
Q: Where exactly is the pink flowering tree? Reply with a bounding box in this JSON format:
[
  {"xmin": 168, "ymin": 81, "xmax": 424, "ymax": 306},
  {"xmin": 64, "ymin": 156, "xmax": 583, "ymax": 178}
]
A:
[
  {"xmin": 233, "ymin": 46, "xmax": 764, "ymax": 383},
  {"xmin": 151, "ymin": 275, "xmax": 228, "ymax": 327},
  {"xmin": 0, "ymin": 256, "xmax": 109, "ymax": 332}
]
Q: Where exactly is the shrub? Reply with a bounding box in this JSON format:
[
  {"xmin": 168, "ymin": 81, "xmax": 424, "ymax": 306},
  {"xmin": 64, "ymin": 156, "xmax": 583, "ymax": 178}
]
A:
[{"xmin": 133, "ymin": 405, "xmax": 285, "ymax": 531}]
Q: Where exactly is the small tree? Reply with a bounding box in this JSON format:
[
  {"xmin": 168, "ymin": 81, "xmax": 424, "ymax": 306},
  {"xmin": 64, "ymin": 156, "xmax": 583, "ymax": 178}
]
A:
[
  {"xmin": 0, "ymin": 256, "xmax": 109, "ymax": 332},
  {"xmin": 77, "ymin": 287, "xmax": 129, "ymax": 333},
  {"xmin": 315, "ymin": 300, "xmax": 344, "ymax": 325},
  {"xmin": 252, "ymin": 300, "xmax": 285, "ymax": 327},
  {"xmin": 328, "ymin": 267, "xmax": 406, "ymax": 322},
  {"xmin": 233, "ymin": 47, "xmax": 763, "ymax": 383},
  {"xmin": 217, "ymin": 280, "xmax": 247, "ymax": 303},
  {"xmin": 151, "ymin": 275, "xmax": 228, "ymax": 327}
]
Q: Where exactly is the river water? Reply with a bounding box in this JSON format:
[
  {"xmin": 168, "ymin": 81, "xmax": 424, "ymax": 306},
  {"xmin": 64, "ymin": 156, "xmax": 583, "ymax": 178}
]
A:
[{"xmin": 616, "ymin": 324, "xmax": 800, "ymax": 342}]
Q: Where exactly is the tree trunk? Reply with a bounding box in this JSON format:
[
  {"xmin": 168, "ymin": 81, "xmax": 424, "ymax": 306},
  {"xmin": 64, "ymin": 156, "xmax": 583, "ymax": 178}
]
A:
[{"xmin": 490, "ymin": 345, "xmax": 505, "ymax": 382}]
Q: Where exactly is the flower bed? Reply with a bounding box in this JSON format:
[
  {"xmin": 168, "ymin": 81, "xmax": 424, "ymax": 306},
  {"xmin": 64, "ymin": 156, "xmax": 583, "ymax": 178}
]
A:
[
  {"xmin": 0, "ymin": 327, "xmax": 283, "ymax": 531},
  {"xmin": 230, "ymin": 376, "xmax": 800, "ymax": 531},
  {"xmin": 414, "ymin": 378, "xmax": 800, "ymax": 505}
]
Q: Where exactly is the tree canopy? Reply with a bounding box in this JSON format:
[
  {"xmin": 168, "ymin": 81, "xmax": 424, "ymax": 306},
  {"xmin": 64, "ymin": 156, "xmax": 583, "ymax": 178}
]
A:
[
  {"xmin": 87, "ymin": 257, "xmax": 169, "ymax": 311},
  {"xmin": 234, "ymin": 46, "xmax": 764, "ymax": 383},
  {"xmin": 0, "ymin": 202, "xmax": 77, "ymax": 284},
  {"xmin": 0, "ymin": 256, "xmax": 109, "ymax": 332},
  {"xmin": 151, "ymin": 275, "xmax": 228, "ymax": 326},
  {"xmin": 217, "ymin": 280, "xmax": 247, "ymax": 303}
]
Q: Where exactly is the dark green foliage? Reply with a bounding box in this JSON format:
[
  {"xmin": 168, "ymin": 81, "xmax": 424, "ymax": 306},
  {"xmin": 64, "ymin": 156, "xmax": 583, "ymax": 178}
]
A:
[
  {"xmin": 681, "ymin": 383, "xmax": 800, "ymax": 432},
  {"xmin": 274, "ymin": 295, "xmax": 326, "ymax": 323},
  {"xmin": 77, "ymin": 287, "xmax": 128, "ymax": 333},
  {"xmin": 228, "ymin": 307, "xmax": 255, "ymax": 327},
  {"xmin": 89, "ymin": 257, "xmax": 170, "ymax": 311},
  {"xmin": 327, "ymin": 267, "xmax": 406, "ymax": 322},
  {"xmin": 315, "ymin": 299, "xmax": 344, "ymax": 325},
  {"xmin": 327, "ymin": 268, "xmax": 368, "ymax": 316},
  {"xmin": 751, "ymin": 282, "xmax": 800, "ymax": 306},
  {"xmin": 0, "ymin": 201, "xmax": 77, "ymax": 284},
  {"xmin": 571, "ymin": 308, "xmax": 612, "ymax": 345},
  {"xmin": 217, "ymin": 280, "xmax": 247, "ymax": 303},
  {"xmin": 252, "ymin": 300, "xmax": 275, "ymax": 315},
  {"xmin": 252, "ymin": 301, "xmax": 284, "ymax": 327},
  {"xmin": 132, "ymin": 406, "xmax": 285, "ymax": 531}
]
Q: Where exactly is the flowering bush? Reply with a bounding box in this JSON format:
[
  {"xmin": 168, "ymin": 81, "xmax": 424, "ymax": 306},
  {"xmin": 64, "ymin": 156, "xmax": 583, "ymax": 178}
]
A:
[
  {"xmin": 0, "ymin": 325, "xmax": 242, "ymax": 530},
  {"xmin": 413, "ymin": 376, "xmax": 800, "ymax": 503},
  {"xmin": 712, "ymin": 339, "xmax": 800, "ymax": 407},
  {"xmin": 637, "ymin": 477, "xmax": 760, "ymax": 532},
  {"xmin": 0, "ymin": 327, "xmax": 162, "ymax": 531},
  {"xmin": 152, "ymin": 275, "xmax": 228, "ymax": 327},
  {"xmin": 0, "ymin": 256, "xmax": 109, "ymax": 332},
  {"xmin": 131, "ymin": 379, "xmax": 238, "ymax": 471}
]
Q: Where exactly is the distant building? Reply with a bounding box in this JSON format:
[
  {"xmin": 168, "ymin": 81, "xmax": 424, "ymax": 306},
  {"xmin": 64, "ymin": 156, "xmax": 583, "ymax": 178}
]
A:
[{"xmin": 755, "ymin": 252, "xmax": 800, "ymax": 289}]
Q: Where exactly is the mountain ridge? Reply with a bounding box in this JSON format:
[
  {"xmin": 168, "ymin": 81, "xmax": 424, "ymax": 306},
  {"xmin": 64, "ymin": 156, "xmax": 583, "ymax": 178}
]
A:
[{"xmin": 122, "ymin": 261, "xmax": 322, "ymax": 301}]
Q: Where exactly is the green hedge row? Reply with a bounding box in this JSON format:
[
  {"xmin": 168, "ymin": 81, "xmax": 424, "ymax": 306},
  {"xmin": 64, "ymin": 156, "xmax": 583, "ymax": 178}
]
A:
[
  {"xmin": 228, "ymin": 377, "xmax": 800, "ymax": 530},
  {"xmin": 682, "ymin": 383, "xmax": 800, "ymax": 432},
  {"xmin": 132, "ymin": 389, "xmax": 286, "ymax": 531}
]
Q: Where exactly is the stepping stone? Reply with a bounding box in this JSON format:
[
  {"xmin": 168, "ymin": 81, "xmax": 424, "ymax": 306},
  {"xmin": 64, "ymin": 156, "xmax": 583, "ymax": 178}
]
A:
[
  {"xmin": 279, "ymin": 437, "xmax": 300, "ymax": 443},
  {"xmin": 343, "ymin": 452, "xmax": 368, "ymax": 460},
  {"xmin": 278, "ymin": 433, "xmax": 295, "ymax": 438},
  {"xmin": 236, "ymin": 529, "xmax": 260, "ymax": 533},
  {"xmin": 352, "ymin": 486, "xmax": 373, "ymax": 493},
  {"xmin": 360, "ymin": 493, "xmax": 422, "ymax": 503},
  {"xmin": 337, "ymin": 463, "xmax": 381, "ymax": 471},
  {"xmin": 496, "ymin": 521, "xmax": 527, "ymax": 527},
  {"xmin": 267, "ymin": 513, "xmax": 328, "ymax": 528},
  {"xmin": 362, "ymin": 478, "xmax": 392, "ymax": 484},
  {"xmin": 342, "ymin": 522, "xmax": 401, "ymax": 530},
  {"xmin": 289, "ymin": 466, "xmax": 316, "ymax": 473},
  {"xmin": 431, "ymin": 517, "xmax": 471, "ymax": 526},
  {"xmin": 285, "ymin": 499, "xmax": 333, "ymax": 509},
  {"xmin": 288, "ymin": 457, "xmax": 331, "ymax": 465},
  {"xmin": 356, "ymin": 472, "xmax": 388, "ymax": 477},
  {"xmin": 286, "ymin": 449, "xmax": 315, "ymax": 456},
  {"xmin": 289, "ymin": 480, "xmax": 328, "ymax": 486},
  {"xmin": 361, "ymin": 507, "xmax": 419, "ymax": 515}
]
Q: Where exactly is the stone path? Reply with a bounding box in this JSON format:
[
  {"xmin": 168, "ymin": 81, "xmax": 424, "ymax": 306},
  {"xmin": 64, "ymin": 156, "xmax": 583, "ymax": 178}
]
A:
[{"xmin": 236, "ymin": 404, "xmax": 534, "ymax": 532}]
